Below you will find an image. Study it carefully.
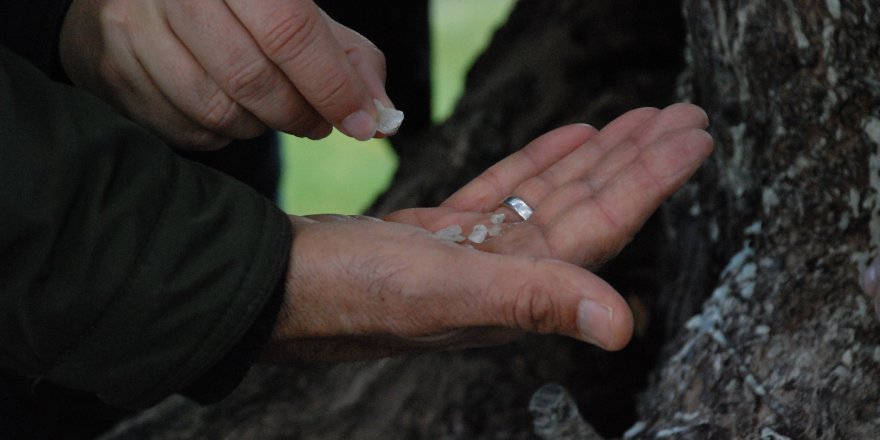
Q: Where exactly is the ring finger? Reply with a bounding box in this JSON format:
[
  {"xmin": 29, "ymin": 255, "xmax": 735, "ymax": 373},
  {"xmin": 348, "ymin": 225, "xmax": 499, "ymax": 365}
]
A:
[
  {"xmin": 498, "ymin": 104, "xmax": 710, "ymax": 224},
  {"xmin": 498, "ymin": 108, "xmax": 661, "ymax": 223},
  {"xmin": 131, "ymin": 2, "xmax": 266, "ymax": 140}
]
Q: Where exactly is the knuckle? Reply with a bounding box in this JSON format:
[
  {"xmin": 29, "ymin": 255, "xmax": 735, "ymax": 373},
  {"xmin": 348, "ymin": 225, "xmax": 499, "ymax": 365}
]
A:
[
  {"xmin": 100, "ymin": 0, "xmax": 131, "ymax": 30},
  {"xmin": 258, "ymin": 5, "xmax": 320, "ymax": 62},
  {"xmin": 195, "ymin": 90, "xmax": 241, "ymax": 132},
  {"xmin": 506, "ymin": 277, "xmax": 559, "ymax": 334},
  {"xmin": 304, "ymin": 67, "xmax": 350, "ymax": 111},
  {"xmin": 222, "ymin": 61, "xmax": 274, "ymax": 103}
]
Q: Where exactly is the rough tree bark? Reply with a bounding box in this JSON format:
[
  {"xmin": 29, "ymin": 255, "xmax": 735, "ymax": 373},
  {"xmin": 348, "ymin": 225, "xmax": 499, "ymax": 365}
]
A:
[
  {"xmin": 630, "ymin": 1, "xmax": 880, "ymax": 438},
  {"xmin": 100, "ymin": 0, "xmax": 880, "ymax": 438}
]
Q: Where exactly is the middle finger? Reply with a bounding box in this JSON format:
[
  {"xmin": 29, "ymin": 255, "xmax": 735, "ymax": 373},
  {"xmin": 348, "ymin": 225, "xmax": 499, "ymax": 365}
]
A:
[{"xmin": 166, "ymin": 0, "xmax": 330, "ymax": 139}]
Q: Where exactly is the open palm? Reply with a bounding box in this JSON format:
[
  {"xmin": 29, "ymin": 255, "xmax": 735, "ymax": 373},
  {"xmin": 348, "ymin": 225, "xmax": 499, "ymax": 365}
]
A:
[
  {"xmin": 264, "ymin": 104, "xmax": 712, "ymax": 364},
  {"xmin": 387, "ymin": 103, "xmax": 713, "ymax": 268}
]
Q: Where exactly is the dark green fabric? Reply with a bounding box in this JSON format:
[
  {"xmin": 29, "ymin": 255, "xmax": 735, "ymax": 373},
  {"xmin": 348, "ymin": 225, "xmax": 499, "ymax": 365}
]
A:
[{"xmin": 0, "ymin": 45, "xmax": 292, "ymax": 409}]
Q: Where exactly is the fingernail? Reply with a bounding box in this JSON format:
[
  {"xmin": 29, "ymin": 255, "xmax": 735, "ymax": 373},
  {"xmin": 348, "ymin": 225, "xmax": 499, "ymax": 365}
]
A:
[
  {"xmin": 341, "ymin": 110, "xmax": 377, "ymax": 141},
  {"xmin": 577, "ymin": 299, "xmax": 613, "ymax": 347}
]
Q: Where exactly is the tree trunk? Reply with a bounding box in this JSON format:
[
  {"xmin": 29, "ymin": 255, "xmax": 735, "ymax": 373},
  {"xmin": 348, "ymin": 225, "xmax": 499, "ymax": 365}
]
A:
[
  {"xmin": 100, "ymin": 0, "xmax": 880, "ymax": 438},
  {"xmin": 631, "ymin": 1, "xmax": 880, "ymax": 438}
]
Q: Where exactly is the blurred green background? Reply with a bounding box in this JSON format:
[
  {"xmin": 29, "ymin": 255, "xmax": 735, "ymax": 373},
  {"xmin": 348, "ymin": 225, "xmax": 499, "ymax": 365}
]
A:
[{"xmin": 280, "ymin": 0, "xmax": 515, "ymax": 215}]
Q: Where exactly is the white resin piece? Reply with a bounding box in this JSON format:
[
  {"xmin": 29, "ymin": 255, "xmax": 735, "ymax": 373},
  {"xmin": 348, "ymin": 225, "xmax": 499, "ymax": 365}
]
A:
[
  {"xmin": 433, "ymin": 224, "xmax": 465, "ymax": 242},
  {"xmin": 490, "ymin": 213, "xmax": 506, "ymax": 224},
  {"xmin": 468, "ymin": 224, "xmax": 489, "ymax": 244},
  {"xmin": 374, "ymin": 99, "xmax": 404, "ymax": 135}
]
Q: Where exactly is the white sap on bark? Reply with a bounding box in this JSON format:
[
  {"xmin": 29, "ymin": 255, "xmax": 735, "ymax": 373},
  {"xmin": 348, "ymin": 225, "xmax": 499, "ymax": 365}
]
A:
[{"xmin": 529, "ymin": 383, "xmax": 603, "ymax": 440}]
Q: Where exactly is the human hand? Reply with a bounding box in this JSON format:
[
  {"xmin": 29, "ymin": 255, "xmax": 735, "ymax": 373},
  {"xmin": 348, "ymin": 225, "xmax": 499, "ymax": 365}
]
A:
[
  {"xmin": 264, "ymin": 104, "xmax": 713, "ymax": 364},
  {"xmin": 388, "ymin": 104, "xmax": 714, "ymax": 267},
  {"xmin": 263, "ymin": 214, "xmax": 633, "ymax": 364},
  {"xmin": 59, "ymin": 0, "xmax": 390, "ymax": 149}
]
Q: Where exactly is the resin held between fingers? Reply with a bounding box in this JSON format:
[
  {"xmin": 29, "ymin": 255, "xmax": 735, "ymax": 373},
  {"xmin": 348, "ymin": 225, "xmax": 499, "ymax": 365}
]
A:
[{"xmin": 374, "ymin": 99, "xmax": 404, "ymax": 135}]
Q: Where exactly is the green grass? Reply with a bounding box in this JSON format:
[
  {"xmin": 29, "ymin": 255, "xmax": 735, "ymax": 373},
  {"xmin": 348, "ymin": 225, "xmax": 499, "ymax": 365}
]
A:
[
  {"xmin": 279, "ymin": 131, "xmax": 398, "ymax": 215},
  {"xmin": 430, "ymin": 0, "xmax": 515, "ymax": 122},
  {"xmin": 280, "ymin": 0, "xmax": 514, "ymax": 215}
]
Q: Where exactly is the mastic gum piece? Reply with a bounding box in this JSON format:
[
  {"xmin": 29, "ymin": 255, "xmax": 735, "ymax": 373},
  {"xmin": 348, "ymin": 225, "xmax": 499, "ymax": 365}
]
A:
[
  {"xmin": 468, "ymin": 224, "xmax": 489, "ymax": 244},
  {"xmin": 374, "ymin": 99, "xmax": 404, "ymax": 135}
]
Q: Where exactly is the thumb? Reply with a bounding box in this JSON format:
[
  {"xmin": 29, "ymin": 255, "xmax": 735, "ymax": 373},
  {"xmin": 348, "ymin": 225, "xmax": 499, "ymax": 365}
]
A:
[{"xmin": 449, "ymin": 252, "xmax": 634, "ymax": 350}]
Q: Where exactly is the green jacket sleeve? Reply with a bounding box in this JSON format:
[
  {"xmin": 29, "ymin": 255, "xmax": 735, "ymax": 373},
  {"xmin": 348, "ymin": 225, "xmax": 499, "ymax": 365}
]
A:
[{"xmin": 0, "ymin": 46, "xmax": 292, "ymax": 409}]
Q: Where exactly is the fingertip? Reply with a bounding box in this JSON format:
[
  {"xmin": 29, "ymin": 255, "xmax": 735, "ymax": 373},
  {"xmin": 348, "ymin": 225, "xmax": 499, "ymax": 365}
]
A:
[
  {"xmin": 697, "ymin": 106, "xmax": 710, "ymax": 129},
  {"xmin": 687, "ymin": 128, "xmax": 715, "ymax": 158},
  {"xmin": 575, "ymin": 295, "xmax": 633, "ymax": 350},
  {"xmin": 305, "ymin": 121, "xmax": 333, "ymax": 140},
  {"xmin": 340, "ymin": 109, "xmax": 378, "ymax": 141},
  {"xmin": 602, "ymin": 303, "xmax": 634, "ymax": 351},
  {"xmin": 533, "ymin": 259, "xmax": 632, "ymax": 350},
  {"xmin": 330, "ymin": 22, "xmax": 393, "ymax": 139},
  {"xmin": 652, "ymin": 126, "xmax": 715, "ymax": 166},
  {"xmin": 545, "ymin": 122, "xmax": 595, "ymax": 137},
  {"xmin": 679, "ymin": 102, "xmax": 710, "ymax": 129},
  {"xmin": 561, "ymin": 123, "xmax": 598, "ymax": 143},
  {"xmin": 662, "ymin": 103, "xmax": 711, "ymax": 130},
  {"xmin": 702, "ymin": 129, "xmax": 716, "ymax": 153},
  {"xmin": 684, "ymin": 129, "xmax": 715, "ymax": 167},
  {"xmin": 573, "ymin": 122, "xmax": 598, "ymax": 134}
]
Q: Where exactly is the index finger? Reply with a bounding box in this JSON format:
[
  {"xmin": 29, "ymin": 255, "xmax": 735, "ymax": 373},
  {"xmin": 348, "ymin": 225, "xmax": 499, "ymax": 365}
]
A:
[
  {"xmin": 226, "ymin": 0, "xmax": 379, "ymax": 140},
  {"xmin": 165, "ymin": 1, "xmax": 326, "ymax": 139}
]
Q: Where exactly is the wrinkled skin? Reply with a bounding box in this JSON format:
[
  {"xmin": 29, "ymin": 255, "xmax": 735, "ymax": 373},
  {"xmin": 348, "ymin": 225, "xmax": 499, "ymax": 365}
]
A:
[
  {"xmin": 56, "ymin": 0, "xmax": 715, "ymax": 374},
  {"xmin": 60, "ymin": 0, "xmax": 390, "ymax": 149},
  {"xmin": 265, "ymin": 104, "xmax": 715, "ymax": 364}
]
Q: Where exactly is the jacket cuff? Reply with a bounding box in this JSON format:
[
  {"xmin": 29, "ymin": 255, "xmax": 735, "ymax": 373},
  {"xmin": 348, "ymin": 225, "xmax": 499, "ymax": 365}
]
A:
[
  {"xmin": 0, "ymin": 44, "xmax": 294, "ymax": 409},
  {"xmin": 180, "ymin": 272, "xmax": 285, "ymax": 404}
]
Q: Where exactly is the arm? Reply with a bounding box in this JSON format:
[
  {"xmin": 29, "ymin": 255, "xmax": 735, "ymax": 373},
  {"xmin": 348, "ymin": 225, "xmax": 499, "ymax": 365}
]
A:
[
  {"xmin": 263, "ymin": 106, "xmax": 714, "ymax": 363},
  {"xmin": 0, "ymin": 45, "xmax": 290, "ymax": 408}
]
